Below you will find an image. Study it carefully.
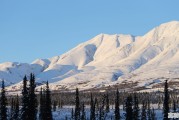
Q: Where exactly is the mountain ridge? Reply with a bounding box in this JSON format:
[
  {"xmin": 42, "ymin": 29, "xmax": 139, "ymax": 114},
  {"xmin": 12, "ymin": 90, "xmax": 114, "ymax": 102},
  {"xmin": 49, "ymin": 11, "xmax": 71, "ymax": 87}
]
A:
[{"xmin": 2, "ymin": 21, "xmax": 179, "ymax": 92}]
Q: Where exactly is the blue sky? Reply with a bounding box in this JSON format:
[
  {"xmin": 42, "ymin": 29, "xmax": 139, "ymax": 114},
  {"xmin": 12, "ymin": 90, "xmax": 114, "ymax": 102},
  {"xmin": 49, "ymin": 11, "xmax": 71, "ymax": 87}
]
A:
[{"xmin": 0, "ymin": 0, "xmax": 179, "ymax": 63}]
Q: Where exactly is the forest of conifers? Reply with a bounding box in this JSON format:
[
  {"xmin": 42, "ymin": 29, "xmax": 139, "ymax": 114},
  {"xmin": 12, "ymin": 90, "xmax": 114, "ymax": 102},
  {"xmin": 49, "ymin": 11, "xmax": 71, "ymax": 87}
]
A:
[{"xmin": 0, "ymin": 73, "xmax": 176, "ymax": 120}]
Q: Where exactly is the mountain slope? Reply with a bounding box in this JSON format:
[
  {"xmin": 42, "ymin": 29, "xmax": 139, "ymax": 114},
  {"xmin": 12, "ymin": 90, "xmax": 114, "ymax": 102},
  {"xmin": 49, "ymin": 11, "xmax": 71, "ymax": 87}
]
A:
[{"xmin": 3, "ymin": 21, "xmax": 179, "ymax": 92}]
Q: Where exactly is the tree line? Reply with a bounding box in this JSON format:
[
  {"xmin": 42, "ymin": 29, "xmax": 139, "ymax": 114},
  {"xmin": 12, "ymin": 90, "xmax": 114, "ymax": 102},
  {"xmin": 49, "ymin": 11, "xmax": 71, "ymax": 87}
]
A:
[
  {"xmin": 72, "ymin": 80, "xmax": 170, "ymax": 120},
  {"xmin": 0, "ymin": 73, "xmax": 175, "ymax": 119}
]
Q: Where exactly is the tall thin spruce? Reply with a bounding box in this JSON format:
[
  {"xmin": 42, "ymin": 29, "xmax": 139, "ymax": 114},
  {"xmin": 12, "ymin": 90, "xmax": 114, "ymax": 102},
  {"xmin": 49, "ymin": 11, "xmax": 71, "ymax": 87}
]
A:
[
  {"xmin": 90, "ymin": 93, "xmax": 95, "ymax": 120},
  {"xmin": 10, "ymin": 97, "xmax": 15, "ymax": 120},
  {"xmin": 173, "ymin": 100, "xmax": 176, "ymax": 112},
  {"xmin": 45, "ymin": 81, "xmax": 53, "ymax": 120},
  {"xmin": 99, "ymin": 95, "xmax": 105, "ymax": 120},
  {"xmin": 133, "ymin": 93, "xmax": 139, "ymax": 120},
  {"xmin": 75, "ymin": 88, "xmax": 80, "ymax": 120},
  {"xmin": 28, "ymin": 73, "xmax": 37, "ymax": 120},
  {"xmin": 115, "ymin": 89, "xmax": 120, "ymax": 120},
  {"xmin": 0, "ymin": 80, "xmax": 7, "ymax": 120},
  {"xmin": 81, "ymin": 103, "xmax": 86, "ymax": 120},
  {"xmin": 141, "ymin": 101, "xmax": 147, "ymax": 120},
  {"xmin": 125, "ymin": 95, "xmax": 133, "ymax": 120},
  {"xmin": 163, "ymin": 80, "xmax": 169, "ymax": 120},
  {"xmin": 147, "ymin": 99, "xmax": 152, "ymax": 120},
  {"xmin": 106, "ymin": 92, "xmax": 110, "ymax": 113},
  {"xmin": 21, "ymin": 75, "xmax": 29, "ymax": 120},
  {"xmin": 39, "ymin": 87, "xmax": 45, "ymax": 120},
  {"xmin": 13, "ymin": 95, "xmax": 19, "ymax": 120}
]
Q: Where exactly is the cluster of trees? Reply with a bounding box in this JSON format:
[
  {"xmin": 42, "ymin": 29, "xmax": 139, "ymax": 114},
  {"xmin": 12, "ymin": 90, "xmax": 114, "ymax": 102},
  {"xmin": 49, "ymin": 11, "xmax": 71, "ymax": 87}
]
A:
[
  {"xmin": 50, "ymin": 87, "xmax": 179, "ymax": 111},
  {"xmin": 71, "ymin": 88, "xmax": 157, "ymax": 120},
  {"xmin": 0, "ymin": 73, "xmax": 53, "ymax": 120},
  {"xmin": 68, "ymin": 80, "xmax": 171, "ymax": 120},
  {"xmin": 0, "ymin": 73, "xmax": 174, "ymax": 120},
  {"xmin": 39, "ymin": 81, "xmax": 53, "ymax": 120}
]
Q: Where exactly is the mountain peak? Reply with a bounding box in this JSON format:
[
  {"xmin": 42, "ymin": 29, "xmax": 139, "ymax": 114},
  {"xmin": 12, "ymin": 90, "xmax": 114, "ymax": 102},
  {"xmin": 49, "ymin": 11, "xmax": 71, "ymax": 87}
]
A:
[
  {"xmin": 161, "ymin": 20, "xmax": 179, "ymax": 25},
  {"xmin": 156, "ymin": 20, "xmax": 179, "ymax": 31},
  {"xmin": 3, "ymin": 21, "xmax": 179, "ymax": 92},
  {"xmin": 143, "ymin": 21, "xmax": 179, "ymax": 41}
]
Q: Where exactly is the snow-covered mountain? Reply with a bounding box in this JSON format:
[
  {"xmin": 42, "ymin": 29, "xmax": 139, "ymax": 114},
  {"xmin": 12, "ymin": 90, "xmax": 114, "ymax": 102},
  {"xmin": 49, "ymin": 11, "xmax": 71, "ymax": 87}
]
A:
[{"xmin": 3, "ymin": 21, "xmax": 179, "ymax": 92}]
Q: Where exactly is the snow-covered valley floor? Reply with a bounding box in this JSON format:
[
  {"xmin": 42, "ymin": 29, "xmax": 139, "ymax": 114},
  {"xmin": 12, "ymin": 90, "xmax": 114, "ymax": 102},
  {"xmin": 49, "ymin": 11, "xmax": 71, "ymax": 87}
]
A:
[{"xmin": 52, "ymin": 105, "xmax": 163, "ymax": 120}]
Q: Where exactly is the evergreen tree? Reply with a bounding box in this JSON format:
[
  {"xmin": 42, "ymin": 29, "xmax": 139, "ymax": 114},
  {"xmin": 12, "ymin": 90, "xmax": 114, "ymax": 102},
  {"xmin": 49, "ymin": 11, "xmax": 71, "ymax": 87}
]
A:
[
  {"xmin": 106, "ymin": 92, "xmax": 110, "ymax": 113},
  {"xmin": 99, "ymin": 95, "xmax": 105, "ymax": 120},
  {"xmin": 81, "ymin": 103, "xmax": 86, "ymax": 120},
  {"xmin": 58, "ymin": 96, "xmax": 63, "ymax": 108},
  {"xmin": 95, "ymin": 98, "xmax": 98, "ymax": 119},
  {"xmin": 90, "ymin": 93, "xmax": 95, "ymax": 120},
  {"xmin": 147, "ymin": 100, "xmax": 152, "ymax": 120},
  {"xmin": 53, "ymin": 101, "xmax": 57, "ymax": 112},
  {"xmin": 75, "ymin": 88, "xmax": 80, "ymax": 120},
  {"xmin": 115, "ymin": 89, "xmax": 120, "ymax": 120},
  {"xmin": 13, "ymin": 95, "xmax": 19, "ymax": 120},
  {"xmin": 39, "ymin": 87, "xmax": 45, "ymax": 120},
  {"xmin": 0, "ymin": 80, "xmax": 7, "ymax": 120},
  {"xmin": 141, "ymin": 101, "xmax": 147, "ymax": 120},
  {"xmin": 133, "ymin": 93, "xmax": 139, "ymax": 120},
  {"xmin": 28, "ymin": 73, "xmax": 37, "ymax": 120},
  {"xmin": 10, "ymin": 98, "xmax": 15, "ymax": 120},
  {"xmin": 125, "ymin": 95, "xmax": 133, "ymax": 120},
  {"xmin": 20, "ymin": 75, "xmax": 29, "ymax": 120},
  {"xmin": 173, "ymin": 100, "xmax": 176, "ymax": 112},
  {"xmin": 45, "ymin": 81, "xmax": 53, "ymax": 120},
  {"xmin": 163, "ymin": 80, "xmax": 169, "ymax": 120}
]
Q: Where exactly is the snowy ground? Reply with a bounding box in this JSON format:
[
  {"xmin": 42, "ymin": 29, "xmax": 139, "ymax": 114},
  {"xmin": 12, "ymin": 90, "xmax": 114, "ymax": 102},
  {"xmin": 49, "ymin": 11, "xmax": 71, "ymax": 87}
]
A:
[{"xmin": 52, "ymin": 105, "xmax": 163, "ymax": 120}]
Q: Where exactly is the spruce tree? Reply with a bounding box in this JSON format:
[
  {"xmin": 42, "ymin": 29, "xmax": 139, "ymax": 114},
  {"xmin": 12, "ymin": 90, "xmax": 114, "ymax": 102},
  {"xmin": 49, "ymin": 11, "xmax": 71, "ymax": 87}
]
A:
[
  {"xmin": 21, "ymin": 75, "xmax": 29, "ymax": 120},
  {"xmin": 99, "ymin": 95, "xmax": 105, "ymax": 120},
  {"xmin": 141, "ymin": 101, "xmax": 147, "ymax": 120},
  {"xmin": 81, "ymin": 103, "xmax": 86, "ymax": 120},
  {"xmin": 75, "ymin": 88, "xmax": 80, "ymax": 120},
  {"xmin": 45, "ymin": 81, "xmax": 53, "ymax": 120},
  {"xmin": 173, "ymin": 100, "xmax": 176, "ymax": 112},
  {"xmin": 90, "ymin": 93, "xmax": 95, "ymax": 120},
  {"xmin": 95, "ymin": 98, "xmax": 99, "ymax": 118},
  {"xmin": 13, "ymin": 95, "xmax": 19, "ymax": 120},
  {"xmin": 53, "ymin": 101, "xmax": 57, "ymax": 112},
  {"xmin": 133, "ymin": 93, "xmax": 139, "ymax": 120},
  {"xmin": 10, "ymin": 98, "xmax": 15, "ymax": 120},
  {"xmin": 0, "ymin": 80, "xmax": 7, "ymax": 120},
  {"xmin": 28, "ymin": 73, "xmax": 37, "ymax": 120},
  {"xmin": 125, "ymin": 95, "xmax": 133, "ymax": 120},
  {"xmin": 147, "ymin": 99, "xmax": 152, "ymax": 120},
  {"xmin": 163, "ymin": 80, "xmax": 169, "ymax": 120},
  {"xmin": 39, "ymin": 87, "xmax": 45, "ymax": 120},
  {"xmin": 115, "ymin": 89, "xmax": 120, "ymax": 120},
  {"xmin": 106, "ymin": 92, "xmax": 110, "ymax": 113}
]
